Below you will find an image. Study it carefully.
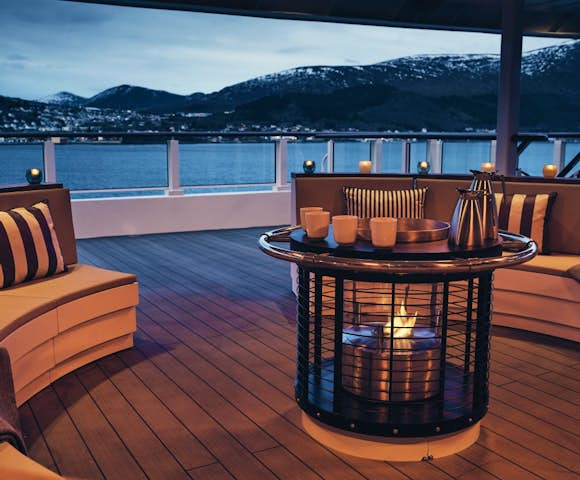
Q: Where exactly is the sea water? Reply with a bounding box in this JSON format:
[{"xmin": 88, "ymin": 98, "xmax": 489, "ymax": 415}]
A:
[{"xmin": 0, "ymin": 140, "xmax": 577, "ymax": 196}]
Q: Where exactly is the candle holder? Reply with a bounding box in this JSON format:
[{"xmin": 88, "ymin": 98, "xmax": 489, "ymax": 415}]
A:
[
  {"xmin": 303, "ymin": 160, "xmax": 316, "ymax": 174},
  {"xmin": 480, "ymin": 162, "xmax": 495, "ymax": 173},
  {"xmin": 542, "ymin": 164, "xmax": 558, "ymax": 178},
  {"xmin": 417, "ymin": 160, "xmax": 430, "ymax": 174},
  {"xmin": 25, "ymin": 168, "xmax": 43, "ymax": 184},
  {"xmin": 359, "ymin": 160, "xmax": 372, "ymax": 174}
]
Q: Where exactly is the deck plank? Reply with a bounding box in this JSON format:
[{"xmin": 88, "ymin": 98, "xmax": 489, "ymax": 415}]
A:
[
  {"xmin": 17, "ymin": 227, "xmax": 580, "ymax": 480},
  {"xmin": 52, "ymin": 373, "xmax": 148, "ymax": 480}
]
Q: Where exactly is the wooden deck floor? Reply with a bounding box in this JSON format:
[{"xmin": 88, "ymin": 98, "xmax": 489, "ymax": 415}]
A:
[{"xmin": 20, "ymin": 227, "xmax": 580, "ymax": 480}]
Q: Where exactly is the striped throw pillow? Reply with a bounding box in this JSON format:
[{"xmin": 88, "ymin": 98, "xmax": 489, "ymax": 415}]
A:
[
  {"xmin": 0, "ymin": 202, "xmax": 66, "ymax": 289},
  {"xmin": 495, "ymin": 192, "xmax": 557, "ymax": 254},
  {"xmin": 344, "ymin": 187, "xmax": 428, "ymax": 218}
]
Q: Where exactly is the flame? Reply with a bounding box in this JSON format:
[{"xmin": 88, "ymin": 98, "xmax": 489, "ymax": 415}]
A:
[{"xmin": 383, "ymin": 298, "xmax": 418, "ymax": 338}]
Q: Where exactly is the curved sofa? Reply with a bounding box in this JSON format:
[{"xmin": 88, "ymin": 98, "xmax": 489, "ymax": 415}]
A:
[
  {"xmin": 292, "ymin": 173, "xmax": 580, "ymax": 342},
  {"xmin": 0, "ymin": 184, "xmax": 138, "ymax": 406}
]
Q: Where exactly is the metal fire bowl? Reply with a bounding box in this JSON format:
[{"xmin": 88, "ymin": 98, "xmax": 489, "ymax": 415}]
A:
[
  {"xmin": 342, "ymin": 325, "xmax": 441, "ymax": 402},
  {"xmin": 357, "ymin": 218, "xmax": 449, "ymax": 243}
]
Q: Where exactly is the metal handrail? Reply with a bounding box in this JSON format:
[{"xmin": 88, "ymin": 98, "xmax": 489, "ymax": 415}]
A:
[
  {"xmin": 259, "ymin": 227, "xmax": 537, "ymax": 275},
  {"xmin": 0, "ymin": 130, "xmax": 579, "ymax": 142}
]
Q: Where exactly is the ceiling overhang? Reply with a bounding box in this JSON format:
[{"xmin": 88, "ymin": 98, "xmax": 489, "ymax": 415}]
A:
[{"xmin": 66, "ymin": 0, "xmax": 580, "ymax": 37}]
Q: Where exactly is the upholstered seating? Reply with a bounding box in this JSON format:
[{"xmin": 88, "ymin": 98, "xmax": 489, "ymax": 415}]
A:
[{"xmin": 0, "ymin": 185, "xmax": 138, "ymax": 406}]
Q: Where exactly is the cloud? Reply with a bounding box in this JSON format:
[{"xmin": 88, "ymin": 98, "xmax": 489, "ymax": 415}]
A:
[
  {"xmin": 6, "ymin": 54, "xmax": 28, "ymax": 61},
  {"xmin": 0, "ymin": 0, "xmax": 112, "ymax": 27}
]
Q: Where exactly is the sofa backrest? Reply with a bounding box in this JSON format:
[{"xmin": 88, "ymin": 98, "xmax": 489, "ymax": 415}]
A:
[
  {"xmin": 0, "ymin": 185, "xmax": 78, "ymax": 265},
  {"xmin": 293, "ymin": 174, "xmax": 580, "ymax": 255}
]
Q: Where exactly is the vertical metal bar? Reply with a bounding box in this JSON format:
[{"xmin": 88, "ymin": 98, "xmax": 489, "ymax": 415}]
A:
[
  {"xmin": 314, "ymin": 274, "xmax": 323, "ymax": 380},
  {"xmin": 326, "ymin": 140, "xmax": 335, "ymax": 173},
  {"xmin": 474, "ymin": 272, "xmax": 493, "ymax": 409},
  {"xmin": 296, "ymin": 267, "xmax": 310, "ymax": 401},
  {"xmin": 387, "ymin": 282, "xmax": 396, "ymax": 402},
  {"xmin": 43, "ymin": 139, "xmax": 56, "ymax": 183},
  {"xmin": 495, "ymin": 0, "xmax": 524, "ymax": 176},
  {"xmin": 464, "ymin": 278, "xmax": 475, "ymax": 376},
  {"xmin": 553, "ymin": 140, "xmax": 565, "ymax": 171},
  {"xmin": 438, "ymin": 281, "xmax": 450, "ymax": 399},
  {"xmin": 428, "ymin": 139, "xmax": 443, "ymax": 174},
  {"xmin": 401, "ymin": 141, "xmax": 411, "ymax": 174},
  {"xmin": 371, "ymin": 139, "xmax": 383, "ymax": 173},
  {"xmin": 166, "ymin": 139, "xmax": 184, "ymax": 196},
  {"xmin": 274, "ymin": 138, "xmax": 289, "ymax": 191},
  {"xmin": 332, "ymin": 275, "xmax": 344, "ymax": 414}
]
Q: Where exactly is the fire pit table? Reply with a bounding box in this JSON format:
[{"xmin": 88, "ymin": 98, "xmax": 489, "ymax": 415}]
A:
[{"xmin": 259, "ymin": 225, "xmax": 537, "ymax": 461}]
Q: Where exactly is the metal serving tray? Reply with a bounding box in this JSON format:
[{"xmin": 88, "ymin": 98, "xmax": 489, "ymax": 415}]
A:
[{"xmin": 357, "ymin": 218, "xmax": 450, "ymax": 243}]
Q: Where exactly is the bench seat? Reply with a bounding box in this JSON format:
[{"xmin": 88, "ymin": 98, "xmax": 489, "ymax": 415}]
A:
[{"xmin": 0, "ymin": 264, "xmax": 138, "ymax": 406}]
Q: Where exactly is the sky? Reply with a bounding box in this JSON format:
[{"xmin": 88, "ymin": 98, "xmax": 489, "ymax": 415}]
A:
[{"xmin": 0, "ymin": 0, "xmax": 572, "ymax": 100}]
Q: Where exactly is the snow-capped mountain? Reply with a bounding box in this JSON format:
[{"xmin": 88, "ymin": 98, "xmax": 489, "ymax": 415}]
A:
[
  {"xmin": 37, "ymin": 91, "xmax": 87, "ymax": 106},
  {"xmin": 4, "ymin": 40, "xmax": 578, "ymax": 132}
]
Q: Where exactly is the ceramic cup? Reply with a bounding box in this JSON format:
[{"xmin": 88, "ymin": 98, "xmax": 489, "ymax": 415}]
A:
[
  {"xmin": 300, "ymin": 206, "xmax": 323, "ymax": 228},
  {"xmin": 305, "ymin": 211, "xmax": 330, "ymax": 239},
  {"xmin": 370, "ymin": 217, "xmax": 398, "ymax": 248},
  {"xmin": 332, "ymin": 215, "xmax": 358, "ymax": 245}
]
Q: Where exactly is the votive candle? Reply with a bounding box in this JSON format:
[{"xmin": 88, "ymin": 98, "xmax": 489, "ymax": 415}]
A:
[{"xmin": 359, "ymin": 160, "xmax": 372, "ymax": 174}]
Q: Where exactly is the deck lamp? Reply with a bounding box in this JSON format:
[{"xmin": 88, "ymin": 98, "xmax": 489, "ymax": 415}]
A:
[
  {"xmin": 417, "ymin": 161, "xmax": 430, "ymax": 174},
  {"xmin": 542, "ymin": 164, "xmax": 558, "ymax": 178},
  {"xmin": 303, "ymin": 160, "xmax": 316, "ymax": 174},
  {"xmin": 25, "ymin": 168, "xmax": 43, "ymax": 184}
]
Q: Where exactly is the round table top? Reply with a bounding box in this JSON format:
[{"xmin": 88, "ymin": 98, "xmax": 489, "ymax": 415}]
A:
[{"xmin": 259, "ymin": 226, "xmax": 537, "ymax": 275}]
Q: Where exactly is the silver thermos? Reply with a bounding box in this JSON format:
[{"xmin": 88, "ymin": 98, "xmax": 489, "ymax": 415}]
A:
[
  {"xmin": 449, "ymin": 189, "xmax": 485, "ymax": 247},
  {"xmin": 469, "ymin": 170, "xmax": 499, "ymax": 242}
]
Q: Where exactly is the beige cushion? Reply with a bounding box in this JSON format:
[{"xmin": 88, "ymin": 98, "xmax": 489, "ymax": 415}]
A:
[
  {"xmin": 0, "ymin": 442, "xmax": 65, "ymax": 479},
  {"xmin": 508, "ymin": 253, "xmax": 579, "ymax": 279},
  {"xmin": 0, "ymin": 264, "xmax": 137, "ymax": 340}
]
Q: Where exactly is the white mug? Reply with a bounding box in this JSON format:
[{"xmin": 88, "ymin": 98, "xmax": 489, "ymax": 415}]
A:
[
  {"xmin": 305, "ymin": 211, "xmax": 330, "ymax": 239},
  {"xmin": 332, "ymin": 215, "xmax": 358, "ymax": 245},
  {"xmin": 370, "ymin": 217, "xmax": 398, "ymax": 248},
  {"xmin": 300, "ymin": 206, "xmax": 323, "ymax": 228}
]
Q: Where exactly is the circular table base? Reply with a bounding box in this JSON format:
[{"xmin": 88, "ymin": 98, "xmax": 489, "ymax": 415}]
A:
[{"xmin": 302, "ymin": 413, "xmax": 480, "ymax": 462}]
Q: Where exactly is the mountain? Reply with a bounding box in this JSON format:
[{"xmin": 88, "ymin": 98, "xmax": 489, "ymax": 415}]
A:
[
  {"xmin": 4, "ymin": 40, "xmax": 579, "ymax": 132},
  {"xmin": 84, "ymin": 85, "xmax": 188, "ymax": 111},
  {"xmin": 37, "ymin": 91, "xmax": 87, "ymax": 106}
]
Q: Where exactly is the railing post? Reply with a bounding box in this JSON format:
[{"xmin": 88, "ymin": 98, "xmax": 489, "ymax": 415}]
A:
[
  {"xmin": 166, "ymin": 139, "xmax": 184, "ymax": 196},
  {"xmin": 401, "ymin": 140, "xmax": 411, "ymax": 174},
  {"xmin": 274, "ymin": 138, "xmax": 289, "ymax": 191},
  {"xmin": 553, "ymin": 140, "xmax": 565, "ymax": 171},
  {"xmin": 371, "ymin": 139, "xmax": 382, "ymax": 173},
  {"xmin": 43, "ymin": 139, "xmax": 56, "ymax": 183},
  {"xmin": 326, "ymin": 140, "xmax": 334, "ymax": 173},
  {"xmin": 427, "ymin": 139, "xmax": 443, "ymax": 174},
  {"xmin": 490, "ymin": 140, "xmax": 497, "ymax": 165}
]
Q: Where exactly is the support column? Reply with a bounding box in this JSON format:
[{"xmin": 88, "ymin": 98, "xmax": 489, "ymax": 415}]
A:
[
  {"xmin": 495, "ymin": 0, "xmax": 524, "ymax": 176},
  {"xmin": 166, "ymin": 139, "xmax": 184, "ymax": 196},
  {"xmin": 427, "ymin": 139, "xmax": 443, "ymax": 174},
  {"xmin": 43, "ymin": 140, "xmax": 56, "ymax": 183},
  {"xmin": 274, "ymin": 138, "xmax": 289, "ymax": 191},
  {"xmin": 326, "ymin": 140, "xmax": 335, "ymax": 173},
  {"xmin": 371, "ymin": 139, "xmax": 383, "ymax": 173}
]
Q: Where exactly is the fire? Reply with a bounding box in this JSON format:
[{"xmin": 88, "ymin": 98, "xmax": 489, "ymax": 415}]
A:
[{"xmin": 383, "ymin": 298, "xmax": 418, "ymax": 338}]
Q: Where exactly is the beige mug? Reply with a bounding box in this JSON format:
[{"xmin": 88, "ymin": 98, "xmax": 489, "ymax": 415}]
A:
[
  {"xmin": 305, "ymin": 211, "xmax": 330, "ymax": 239},
  {"xmin": 370, "ymin": 217, "xmax": 398, "ymax": 248},
  {"xmin": 332, "ymin": 215, "xmax": 358, "ymax": 245},
  {"xmin": 300, "ymin": 206, "xmax": 323, "ymax": 228}
]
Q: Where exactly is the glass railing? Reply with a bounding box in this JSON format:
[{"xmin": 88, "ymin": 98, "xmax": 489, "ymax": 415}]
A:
[{"xmin": 0, "ymin": 131, "xmax": 577, "ymax": 198}]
